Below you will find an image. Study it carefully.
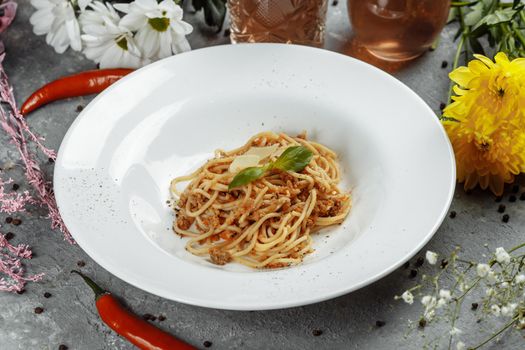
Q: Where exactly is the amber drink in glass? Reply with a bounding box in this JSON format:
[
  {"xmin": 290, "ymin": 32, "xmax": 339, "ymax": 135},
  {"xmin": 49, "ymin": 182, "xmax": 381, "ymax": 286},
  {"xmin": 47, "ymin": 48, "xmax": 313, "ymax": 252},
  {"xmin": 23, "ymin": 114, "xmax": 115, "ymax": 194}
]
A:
[
  {"xmin": 228, "ymin": 0, "xmax": 328, "ymax": 47},
  {"xmin": 348, "ymin": 0, "xmax": 450, "ymax": 61}
]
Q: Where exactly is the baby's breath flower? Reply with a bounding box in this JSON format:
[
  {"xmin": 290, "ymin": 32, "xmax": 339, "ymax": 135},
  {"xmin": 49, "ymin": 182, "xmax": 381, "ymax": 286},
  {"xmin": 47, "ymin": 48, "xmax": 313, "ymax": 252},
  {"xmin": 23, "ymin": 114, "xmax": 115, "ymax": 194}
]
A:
[
  {"xmin": 518, "ymin": 318, "xmax": 525, "ymax": 329},
  {"xmin": 450, "ymin": 327, "xmax": 462, "ymax": 335},
  {"xmin": 500, "ymin": 282, "xmax": 509, "ymax": 289},
  {"xmin": 421, "ymin": 295, "xmax": 437, "ymax": 308},
  {"xmin": 477, "ymin": 263, "xmax": 491, "ymax": 277},
  {"xmin": 401, "ymin": 290, "xmax": 414, "ymax": 304},
  {"xmin": 501, "ymin": 303, "xmax": 518, "ymax": 317},
  {"xmin": 495, "ymin": 247, "xmax": 511, "ymax": 265},
  {"xmin": 487, "ymin": 271, "xmax": 498, "ymax": 284},
  {"xmin": 424, "ymin": 309, "xmax": 435, "ymax": 320},
  {"xmin": 515, "ymin": 274, "xmax": 525, "ymax": 284},
  {"xmin": 426, "ymin": 251, "xmax": 438, "ymax": 265},
  {"xmin": 456, "ymin": 341, "xmax": 466, "ymax": 350},
  {"xmin": 439, "ymin": 289, "xmax": 452, "ymax": 301},
  {"xmin": 491, "ymin": 304, "xmax": 501, "ymax": 316},
  {"xmin": 436, "ymin": 298, "xmax": 447, "ymax": 309}
]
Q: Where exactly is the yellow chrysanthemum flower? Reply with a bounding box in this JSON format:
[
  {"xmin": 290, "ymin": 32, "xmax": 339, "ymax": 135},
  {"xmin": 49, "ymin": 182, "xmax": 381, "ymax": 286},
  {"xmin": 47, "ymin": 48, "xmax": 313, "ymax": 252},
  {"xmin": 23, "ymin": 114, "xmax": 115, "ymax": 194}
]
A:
[{"xmin": 442, "ymin": 52, "xmax": 525, "ymax": 195}]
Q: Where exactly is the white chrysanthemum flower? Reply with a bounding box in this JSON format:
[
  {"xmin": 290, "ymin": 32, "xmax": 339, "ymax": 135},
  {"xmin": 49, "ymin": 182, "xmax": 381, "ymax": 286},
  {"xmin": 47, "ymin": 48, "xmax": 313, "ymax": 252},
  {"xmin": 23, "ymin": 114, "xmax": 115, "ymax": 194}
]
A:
[
  {"xmin": 30, "ymin": 0, "xmax": 83, "ymax": 53},
  {"xmin": 449, "ymin": 327, "xmax": 462, "ymax": 336},
  {"xmin": 114, "ymin": 0, "xmax": 192, "ymax": 61},
  {"xmin": 515, "ymin": 274, "xmax": 525, "ymax": 284},
  {"xmin": 491, "ymin": 304, "xmax": 501, "ymax": 316},
  {"xmin": 425, "ymin": 251, "xmax": 438, "ymax": 265},
  {"xmin": 476, "ymin": 263, "xmax": 491, "ymax": 277},
  {"xmin": 401, "ymin": 290, "xmax": 414, "ymax": 304},
  {"xmin": 80, "ymin": 2, "xmax": 146, "ymax": 68},
  {"xmin": 495, "ymin": 247, "xmax": 511, "ymax": 264},
  {"xmin": 456, "ymin": 341, "xmax": 466, "ymax": 350}
]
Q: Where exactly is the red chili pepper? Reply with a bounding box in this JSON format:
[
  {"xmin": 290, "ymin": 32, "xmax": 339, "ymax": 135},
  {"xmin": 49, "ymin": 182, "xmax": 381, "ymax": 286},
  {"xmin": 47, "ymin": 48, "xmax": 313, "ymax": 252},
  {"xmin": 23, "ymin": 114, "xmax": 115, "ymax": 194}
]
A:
[
  {"xmin": 71, "ymin": 270, "xmax": 196, "ymax": 350},
  {"xmin": 20, "ymin": 69, "xmax": 133, "ymax": 116}
]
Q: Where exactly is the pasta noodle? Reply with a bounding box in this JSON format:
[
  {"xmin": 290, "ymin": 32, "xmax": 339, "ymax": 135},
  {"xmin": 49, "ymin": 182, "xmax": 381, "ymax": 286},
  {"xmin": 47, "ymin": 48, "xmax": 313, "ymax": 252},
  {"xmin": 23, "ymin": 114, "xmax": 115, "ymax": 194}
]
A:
[{"xmin": 170, "ymin": 131, "xmax": 351, "ymax": 269}]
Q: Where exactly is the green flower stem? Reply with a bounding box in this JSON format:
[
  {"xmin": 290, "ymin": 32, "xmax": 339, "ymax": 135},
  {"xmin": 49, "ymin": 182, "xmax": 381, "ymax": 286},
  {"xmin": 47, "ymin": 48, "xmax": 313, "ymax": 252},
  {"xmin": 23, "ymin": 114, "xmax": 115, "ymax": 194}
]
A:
[
  {"xmin": 508, "ymin": 242, "xmax": 525, "ymax": 254},
  {"xmin": 511, "ymin": 22, "xmax": 525, "ymax": 48},
  {"xmin": 468, "ymin": 316, "xmax": 518, "ymax": 350}
]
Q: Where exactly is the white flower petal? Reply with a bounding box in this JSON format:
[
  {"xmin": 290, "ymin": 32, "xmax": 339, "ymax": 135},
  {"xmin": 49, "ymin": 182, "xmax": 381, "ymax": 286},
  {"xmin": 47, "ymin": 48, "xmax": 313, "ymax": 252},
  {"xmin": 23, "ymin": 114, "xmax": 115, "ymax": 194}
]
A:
[
  {"xmin": 425, "ymin": 251, "xmax": 438, "ymax": 265},
  {"xmin": 78, "ymin": 0, "xmax": 92, "ymax": 11}
]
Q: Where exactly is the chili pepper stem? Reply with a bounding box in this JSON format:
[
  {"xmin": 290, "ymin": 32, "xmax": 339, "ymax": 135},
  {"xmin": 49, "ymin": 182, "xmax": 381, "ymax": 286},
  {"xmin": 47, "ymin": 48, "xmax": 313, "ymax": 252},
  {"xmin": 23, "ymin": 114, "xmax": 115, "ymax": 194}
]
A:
[{"xmin": 71, "ymin": 270, "xmax": 106, "ymax": 299}]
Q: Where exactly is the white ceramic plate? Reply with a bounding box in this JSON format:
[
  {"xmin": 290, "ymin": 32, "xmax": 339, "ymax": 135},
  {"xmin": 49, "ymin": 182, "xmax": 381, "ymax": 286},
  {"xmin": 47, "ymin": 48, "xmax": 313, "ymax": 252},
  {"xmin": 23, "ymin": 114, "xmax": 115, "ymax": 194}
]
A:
[{"xmin": 55, "ymin": 44, "xmax": 455, "ymax": 310}]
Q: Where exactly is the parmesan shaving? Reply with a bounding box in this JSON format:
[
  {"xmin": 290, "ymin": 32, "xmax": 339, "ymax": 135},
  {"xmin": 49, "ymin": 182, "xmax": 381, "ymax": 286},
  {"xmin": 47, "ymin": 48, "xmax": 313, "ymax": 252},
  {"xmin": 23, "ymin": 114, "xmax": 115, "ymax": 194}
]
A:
[{"xmin": 228, "ymin": 154, "xmax": 261, "ymax": 173}]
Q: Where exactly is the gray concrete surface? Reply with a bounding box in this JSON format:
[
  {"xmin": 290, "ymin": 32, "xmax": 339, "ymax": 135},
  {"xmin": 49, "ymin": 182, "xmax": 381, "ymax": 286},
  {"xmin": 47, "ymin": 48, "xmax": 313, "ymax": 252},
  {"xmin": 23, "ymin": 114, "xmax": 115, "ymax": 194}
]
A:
[{"xmin": 1, "ymin": 1, "xmax": 525, "ymax": 349}]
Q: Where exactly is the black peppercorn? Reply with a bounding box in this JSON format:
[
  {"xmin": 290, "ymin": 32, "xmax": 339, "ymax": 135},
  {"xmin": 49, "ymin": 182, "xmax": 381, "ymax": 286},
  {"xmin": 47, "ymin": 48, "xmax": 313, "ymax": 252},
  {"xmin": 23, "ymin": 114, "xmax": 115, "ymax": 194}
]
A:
[
  {"xmin": 409, "ymin": 269, "xmax": 418, "ymax": 278},
  {"xmin": 414, "ymin": 257, "xmax": 424, "ymax": 268},
  {"xmin": 449, "ymin": 211, "xmax": 457, "ymax": 219},
  {"xmin": 440, "ymin": 259, "xmax": 448, "ymax": 269},
  {"xmin": 375, "ymin": 320, "xmax": 386, "ymax": 327},
  {"xmin": 312, "ymin": 329, "xmax": 323, "ymax": 336},
  {"xmin": 502, "ymin": 214, "xmax": 510, "ymax": 223},
  {"xmin": 203, "ymin": 340, "xmax": 213, "ymax": 347},
  {"xmin": 498, "ymin": 204, "xmax": 506, "ymax": 213},
  {"xmin": 34, "ymin": 307, "xmax": 44, "ymax": 314},
  {"xmin": 471, "ymin": 302, "xmax": 479, "ymax": 310}
]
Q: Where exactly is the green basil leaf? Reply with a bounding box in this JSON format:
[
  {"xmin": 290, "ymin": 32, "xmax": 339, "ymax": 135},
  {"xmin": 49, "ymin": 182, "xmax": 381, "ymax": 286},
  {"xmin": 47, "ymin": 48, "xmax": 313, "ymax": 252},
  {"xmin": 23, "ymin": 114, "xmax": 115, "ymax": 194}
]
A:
[
  {"xmin": 271, "ymin": 146, "xmax": 313, "ymax": 172},
  {"xmin": 228, "ymin": 166, "xmax": 267, "ymax": 190}
]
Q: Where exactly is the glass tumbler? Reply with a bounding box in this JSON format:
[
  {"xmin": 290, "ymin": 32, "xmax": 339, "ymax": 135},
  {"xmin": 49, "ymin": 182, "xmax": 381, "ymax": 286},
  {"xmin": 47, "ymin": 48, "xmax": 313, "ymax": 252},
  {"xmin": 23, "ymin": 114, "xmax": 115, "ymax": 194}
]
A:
[
  {"xmin": 348, "ymin": 0, "xmax": 451, "ymax": 61},
  {"xmin": 228, "ymin": 0, "xmax": 328, "ymax": 47}
]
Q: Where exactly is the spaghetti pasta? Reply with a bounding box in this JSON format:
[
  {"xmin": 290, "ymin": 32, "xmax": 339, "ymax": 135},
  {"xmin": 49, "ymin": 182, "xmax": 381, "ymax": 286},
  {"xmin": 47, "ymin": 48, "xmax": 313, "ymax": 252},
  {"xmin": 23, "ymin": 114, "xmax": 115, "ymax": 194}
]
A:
[{"xmin": 170, "ymin": 131, "xmax": 351, "ymax": 269}]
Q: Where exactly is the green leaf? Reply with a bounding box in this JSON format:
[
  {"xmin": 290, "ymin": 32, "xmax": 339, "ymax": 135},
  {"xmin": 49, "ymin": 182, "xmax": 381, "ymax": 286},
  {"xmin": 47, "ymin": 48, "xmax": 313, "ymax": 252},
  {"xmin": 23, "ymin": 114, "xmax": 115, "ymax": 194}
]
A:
[
  {"xmin": 473, "ymin": 7, "xmax": 518, "ymax": 31},
  {"xmin": 228, "ymin": 166, "xmax": 267, "ymax": 190},
  {"xmin": 464, "ymin": 3, "xmax": 484, "ymax": 26},
  {"xmin": 227, "ymin": 146, "xmax": 313, "ymax": 190},
  {"xmin": 271, "ymin": 146, "xmax": 313, "ymax": 172}
]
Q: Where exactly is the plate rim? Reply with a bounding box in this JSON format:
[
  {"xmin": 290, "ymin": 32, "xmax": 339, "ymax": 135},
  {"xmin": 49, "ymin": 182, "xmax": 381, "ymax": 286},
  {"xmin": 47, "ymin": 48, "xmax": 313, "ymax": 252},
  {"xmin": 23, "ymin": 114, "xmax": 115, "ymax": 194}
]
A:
[{"xmin": 54, "ymin": 43, "xmax": 456, "ymax": 310}]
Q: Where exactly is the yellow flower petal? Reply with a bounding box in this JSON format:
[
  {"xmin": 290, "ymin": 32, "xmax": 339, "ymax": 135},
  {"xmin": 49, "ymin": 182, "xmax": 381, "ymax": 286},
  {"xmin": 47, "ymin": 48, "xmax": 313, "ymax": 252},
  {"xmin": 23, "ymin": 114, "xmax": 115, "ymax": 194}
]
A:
[
  {"xmin": 494, "ymin": 52, "xmax": 510, "ymax": 66},
  {"xmin": 468, "ymin": 60, "xmax": 489, "ymax": 74},
  {"xmin": 474, "ymin": 54, "xmax": 495, "ymax": 68},
  {"xmin": 449, "ymin": 66, "xmax": 475, "ymax": 88}
]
